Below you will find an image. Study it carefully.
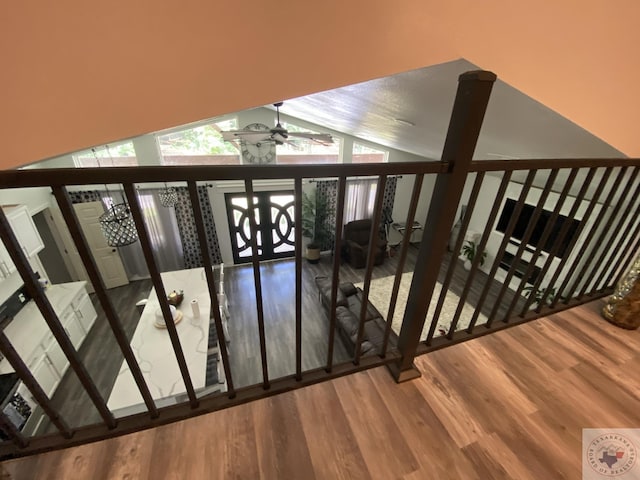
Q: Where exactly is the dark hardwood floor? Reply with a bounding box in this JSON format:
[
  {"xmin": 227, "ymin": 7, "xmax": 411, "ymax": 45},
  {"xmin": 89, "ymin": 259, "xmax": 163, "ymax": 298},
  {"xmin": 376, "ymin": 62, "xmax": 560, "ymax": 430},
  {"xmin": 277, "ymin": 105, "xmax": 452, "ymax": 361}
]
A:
[{"xmin": 36, "ymin": 243, "xmax": 527, "ymax": 433}]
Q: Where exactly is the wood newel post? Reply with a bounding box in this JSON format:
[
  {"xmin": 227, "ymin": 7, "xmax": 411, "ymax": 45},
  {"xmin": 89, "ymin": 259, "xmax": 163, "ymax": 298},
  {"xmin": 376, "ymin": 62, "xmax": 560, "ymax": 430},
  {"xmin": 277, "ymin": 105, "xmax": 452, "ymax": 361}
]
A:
[{"xmin": 388, "ymin": 70, "xmax": 497, "ymax": 382}]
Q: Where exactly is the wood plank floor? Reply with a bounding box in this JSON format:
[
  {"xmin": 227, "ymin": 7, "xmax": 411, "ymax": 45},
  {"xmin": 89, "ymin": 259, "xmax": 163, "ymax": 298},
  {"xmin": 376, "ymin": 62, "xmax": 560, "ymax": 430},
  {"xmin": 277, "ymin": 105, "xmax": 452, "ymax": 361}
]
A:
[{"xmin": 2, "ymin": 299, "xmax": 637, "ymax": 479}]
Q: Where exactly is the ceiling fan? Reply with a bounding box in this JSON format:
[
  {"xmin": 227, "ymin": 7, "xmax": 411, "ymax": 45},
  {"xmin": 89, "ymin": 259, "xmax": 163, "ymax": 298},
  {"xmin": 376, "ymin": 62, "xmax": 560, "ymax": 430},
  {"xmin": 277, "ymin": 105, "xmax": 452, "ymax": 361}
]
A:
[{"xmin": 220, "ymin": 102, "xmax": 334, "ymax": 146}]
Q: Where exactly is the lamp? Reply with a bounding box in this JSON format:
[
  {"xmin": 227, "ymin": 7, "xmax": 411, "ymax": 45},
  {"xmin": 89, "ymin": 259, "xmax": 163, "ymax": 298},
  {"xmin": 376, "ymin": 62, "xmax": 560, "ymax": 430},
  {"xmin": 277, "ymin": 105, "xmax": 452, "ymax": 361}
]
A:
[
  {"xmin": 94, "ymin": 146, "xmax": 139, "ymax": 247},
  {"xmin": 99, "ymin": 203, "xmax": 138, "ymax": 247},
  {"xmin": 159, "ymin": 183, "xmax": 179, "ymax": 207}
]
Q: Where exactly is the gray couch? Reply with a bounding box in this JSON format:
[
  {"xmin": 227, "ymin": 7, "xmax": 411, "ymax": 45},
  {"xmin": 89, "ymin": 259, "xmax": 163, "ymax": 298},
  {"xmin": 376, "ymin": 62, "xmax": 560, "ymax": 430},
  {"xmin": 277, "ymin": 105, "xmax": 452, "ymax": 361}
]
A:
[{"xmin": 315, "ymin": 276, "xmax": 388, "ymax": 356}]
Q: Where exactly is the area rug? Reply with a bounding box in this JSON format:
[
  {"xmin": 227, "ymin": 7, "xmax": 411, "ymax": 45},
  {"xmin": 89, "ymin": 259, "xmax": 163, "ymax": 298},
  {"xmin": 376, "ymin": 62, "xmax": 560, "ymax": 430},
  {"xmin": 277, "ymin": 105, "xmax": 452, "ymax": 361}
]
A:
[{"xmin": 356, "ymin": 272, "xmax": 488, "ymax": 340}]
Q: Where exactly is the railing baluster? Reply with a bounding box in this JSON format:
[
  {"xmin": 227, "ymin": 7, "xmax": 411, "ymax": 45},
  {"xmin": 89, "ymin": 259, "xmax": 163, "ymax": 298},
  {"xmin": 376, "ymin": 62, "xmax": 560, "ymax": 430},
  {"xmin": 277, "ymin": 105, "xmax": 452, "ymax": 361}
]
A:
[
  {"xmin": 594, "ymin": 200, "xmax": 640, "ymax": 291},
  {"xmin": 429, "ymin": 172, "xmax": 483, "ymax": 341},
  {"xmin": 0, "ymin": 207, "xmax": 117, "ymax": 429},
  {"xmin": 560, "ymin": 167, "xmax": 631, "ymax": 304},
  {"xmin": 186, "ymin": 181, "xmax": 235, "ymax": 397},
  {"xmin": 463, "ymin": 172, "xmax": 513, "ymax": 334},
  {"xmin": 488, "ymin": 170, "xmax": 559, "ymax": 322},
  {"xmin": 353, "ymin": 175, "xmax": 387, "ymax": 365},
  {"xmin": 603, "ymin": 211, "xmax": 640, "ymax": 287},
  {"xmin": 294, "ymin": 178, "xmax": 303, "ymax": 380},
  {"xmin": 0, "ymin": 332, "xmax": 72, "ymax": 439},
  {"xmin": 326, "ymin": 176, "xmax": 346, "ymax": 372},
  {"xmin": 382, "ymin": 174, "xmax": 424, "ymax": 355},
  {"xmin": 52, "ymin": 186, "xmax": 159, "ymax": 418},
  {"xmin": 519, "ymin": 168, "xmax": 596, "ymax": 315},
  {"xmin": 537, "ymin": 167, "xmax": 614, "ymax": 309},
  {"xmin": 502, "ymin": 168, "xmax": 578, "ymax": 320},
  {"xmin": 244, "ymin": 179, "xmax": 270, "ymax": 389},
  {"xmin": 123, "ymin": 183, "xmax": 199, "ymax": 407},
  {"xmin": 578, "ymin": 170, "xmax": 640, "ymax": 297},
  {"xmin": 479, "ymin": 170, "xmax": 538, "ymax": 328}
]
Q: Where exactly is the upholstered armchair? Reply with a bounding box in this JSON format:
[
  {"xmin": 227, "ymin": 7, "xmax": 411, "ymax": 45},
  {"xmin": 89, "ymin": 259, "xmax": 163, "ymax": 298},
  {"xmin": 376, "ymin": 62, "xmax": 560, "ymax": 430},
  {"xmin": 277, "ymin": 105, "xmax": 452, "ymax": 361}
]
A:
[{"xmin": 342, "ymin": 219, "xmax": 387, "ymax": 268}]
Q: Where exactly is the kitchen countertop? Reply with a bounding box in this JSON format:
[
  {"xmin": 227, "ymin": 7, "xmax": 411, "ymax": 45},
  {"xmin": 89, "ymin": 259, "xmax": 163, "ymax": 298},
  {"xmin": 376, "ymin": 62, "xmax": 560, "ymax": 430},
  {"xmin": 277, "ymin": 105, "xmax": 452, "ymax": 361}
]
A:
[
  {"xmin": 107, "ymin": 268, "xmax": 220, "ymax": 414},
  {"xmin": 0, "ymin": 281, "xmax": 88, "ymax": 374}
]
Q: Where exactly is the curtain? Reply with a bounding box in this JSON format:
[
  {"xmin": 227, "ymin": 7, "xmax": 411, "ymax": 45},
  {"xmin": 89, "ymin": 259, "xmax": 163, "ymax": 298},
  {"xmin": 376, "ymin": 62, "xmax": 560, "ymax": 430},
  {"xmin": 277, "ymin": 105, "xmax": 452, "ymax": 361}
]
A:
[
  {"xmin": 174, "ymin": 186, "xmax": 223, "ymax": 268},
  {"xmin": 344, "ymin": 178, "xmax": 378, "ymax": 224},
  {"xmin": 312, "ymin": 176, "xmax": 398, "ymax": 249},
  {"xmin": 69, "ymin": 189, "xmax": 185, "ymax": 279},
  {"xmin": 120, "ymin": 190, "xmax": 184, "ymax": 278},
  {"xmin": 314, "ymin": 180, "xmax": 337, "ymax": 251},
  {"xmin": 381, "ymin": 176, "xmax": 398, "ymax": 234},
  {"xmin": 343, "ymin": 176, "xmax": 397, "ymax": 236}
]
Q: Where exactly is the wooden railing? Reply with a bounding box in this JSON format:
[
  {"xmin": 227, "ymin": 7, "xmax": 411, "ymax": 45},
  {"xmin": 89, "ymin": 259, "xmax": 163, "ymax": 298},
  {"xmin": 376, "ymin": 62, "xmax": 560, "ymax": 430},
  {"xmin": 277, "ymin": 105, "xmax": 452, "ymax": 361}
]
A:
[{"xmin": 0, "ymin": 71, "xmax": 637, "ymax": 458}]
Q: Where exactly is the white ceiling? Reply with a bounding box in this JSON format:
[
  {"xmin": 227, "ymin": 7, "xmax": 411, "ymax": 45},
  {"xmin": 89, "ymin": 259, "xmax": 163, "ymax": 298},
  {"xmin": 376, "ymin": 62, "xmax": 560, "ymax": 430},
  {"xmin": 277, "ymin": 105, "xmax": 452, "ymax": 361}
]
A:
[{"xmin": 277, "ymin": 59, "xmax": 626, "ymax": 161}]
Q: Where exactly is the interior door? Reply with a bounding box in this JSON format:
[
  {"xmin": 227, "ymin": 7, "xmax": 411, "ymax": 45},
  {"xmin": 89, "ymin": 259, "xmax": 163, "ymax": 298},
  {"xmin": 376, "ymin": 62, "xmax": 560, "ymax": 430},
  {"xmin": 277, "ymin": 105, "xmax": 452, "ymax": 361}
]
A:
[
  {"xmin": 72, "ymin": 202, "xmax": 129, "ymax": 289},
  {"xmin": 225, "ymin": 191, "xmax": 295, "ymax": 264}
]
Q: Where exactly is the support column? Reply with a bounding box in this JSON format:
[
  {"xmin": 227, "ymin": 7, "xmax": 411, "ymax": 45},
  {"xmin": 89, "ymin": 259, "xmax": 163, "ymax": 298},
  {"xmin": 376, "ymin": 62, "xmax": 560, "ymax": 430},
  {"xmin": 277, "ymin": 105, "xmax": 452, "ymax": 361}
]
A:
[{"xmin": 388, "ymin": 70, "xmax": 497, "ymax": 382}]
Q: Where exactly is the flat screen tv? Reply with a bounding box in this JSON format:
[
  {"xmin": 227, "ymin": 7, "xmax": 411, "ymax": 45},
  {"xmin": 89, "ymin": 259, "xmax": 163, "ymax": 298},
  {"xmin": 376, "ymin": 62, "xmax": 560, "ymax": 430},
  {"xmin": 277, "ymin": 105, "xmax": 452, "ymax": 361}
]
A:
[{"xmin": 496, "ymin": 198, "xmax": 581, "ymax": 258}]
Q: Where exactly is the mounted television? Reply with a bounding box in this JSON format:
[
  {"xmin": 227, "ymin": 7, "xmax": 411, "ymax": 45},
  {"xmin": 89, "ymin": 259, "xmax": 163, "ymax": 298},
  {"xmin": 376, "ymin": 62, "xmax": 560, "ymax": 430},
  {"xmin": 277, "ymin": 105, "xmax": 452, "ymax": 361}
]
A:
[{"xmin": 496, "ymin": 198, "xmax": 581, "ymax": 258}]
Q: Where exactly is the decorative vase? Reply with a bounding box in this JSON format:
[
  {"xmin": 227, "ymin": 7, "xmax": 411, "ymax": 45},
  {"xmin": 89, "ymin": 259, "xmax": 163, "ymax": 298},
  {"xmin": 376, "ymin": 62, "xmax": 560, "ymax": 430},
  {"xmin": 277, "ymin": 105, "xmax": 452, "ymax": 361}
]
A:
[
  {"xmin": 306, "ymin": 246, "xmax": 321, "ymax": 264},
  {"xmin": 464, "ymin": 259, "xmax": 472, "ymax": 271},
  {"xmin": 609, "ymin": 277, "xmax": 640, "ymax": 330},
  {"xmin": 602, "ymin": 252, "xmax": 640, "ymax": 327}
]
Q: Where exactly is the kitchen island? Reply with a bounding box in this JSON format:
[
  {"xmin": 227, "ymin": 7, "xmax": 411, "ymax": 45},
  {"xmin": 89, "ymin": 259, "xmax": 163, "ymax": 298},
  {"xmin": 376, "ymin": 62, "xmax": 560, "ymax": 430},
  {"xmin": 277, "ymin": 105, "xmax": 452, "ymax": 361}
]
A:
[{"xmin": 107, "ymin": 267, "xmax": 226, "ymax": 415}]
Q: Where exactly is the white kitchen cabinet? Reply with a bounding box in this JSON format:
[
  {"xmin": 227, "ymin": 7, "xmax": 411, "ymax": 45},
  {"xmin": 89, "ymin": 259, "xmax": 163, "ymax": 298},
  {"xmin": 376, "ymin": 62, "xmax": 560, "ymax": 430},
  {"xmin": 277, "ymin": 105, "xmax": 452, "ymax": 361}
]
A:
[
  {"xmin": 0, "ymin": 242, "xmax": 14, "ymax": 278},
  {"xmin": 0, "ymin": 205, "xmax": 44, "ymax": 279},
  {"xmin": 41, "ymin": 331, "xmax": 67, "ymax": 379},
  {"xmin": 71, "ymin": 291, "xmax": 97, "ymax": 333},
  {"xmin": 30, "ymin": 355, "xmax": 60, "ymax": 399},
  {"xmin": 0, "ymin": 281, "xmax": 94, "ymax": 435},
  {"xmin": 5, "ymin": 205, "xmax": 44, "ymax": 258},
  {"xmin": 60, "ymin": 307, "xmax": 84, "ymax": 350}
]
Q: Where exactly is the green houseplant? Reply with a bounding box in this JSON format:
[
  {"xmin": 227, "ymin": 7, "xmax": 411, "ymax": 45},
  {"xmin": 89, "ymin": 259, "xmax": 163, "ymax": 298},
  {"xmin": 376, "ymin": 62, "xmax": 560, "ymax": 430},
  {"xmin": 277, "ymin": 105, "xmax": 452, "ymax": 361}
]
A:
[
  {"xmin": 301, "ymin": 191, "xmax": 333, "ymax": 263},
  {"xmin": 523, "ymin": 286, "xmax": 559, "ymax": 308},
  {"xmin": 461, "ymin": 240, "xmax": 486, "ymax": 270}
]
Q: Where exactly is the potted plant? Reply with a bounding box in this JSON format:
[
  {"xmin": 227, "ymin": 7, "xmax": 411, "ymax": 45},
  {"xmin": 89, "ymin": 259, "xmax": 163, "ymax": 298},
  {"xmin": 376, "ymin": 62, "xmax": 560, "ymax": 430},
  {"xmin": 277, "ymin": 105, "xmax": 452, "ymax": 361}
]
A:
[
  {"xmin": 301, "ymin": 191, "xmax": 332, "ymax": 263},
  {"xmin": 523, "ymin": 286, "xmax": 559, "ymax": 308},
  {"xmin": 461, "ymin": 240, "xmax": 486, "ymax": 270}
]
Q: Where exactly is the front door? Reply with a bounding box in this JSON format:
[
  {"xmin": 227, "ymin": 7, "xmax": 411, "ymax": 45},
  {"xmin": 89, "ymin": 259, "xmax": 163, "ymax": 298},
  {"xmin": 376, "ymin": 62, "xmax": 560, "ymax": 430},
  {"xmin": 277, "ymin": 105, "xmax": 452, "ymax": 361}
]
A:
[
  {"xmin": 225, "ymin": 191, "xmax": 295, "ymax": 264},
  {"xmin": 73, "ymin": 201, "xmax": 130, "ymax": 289}
]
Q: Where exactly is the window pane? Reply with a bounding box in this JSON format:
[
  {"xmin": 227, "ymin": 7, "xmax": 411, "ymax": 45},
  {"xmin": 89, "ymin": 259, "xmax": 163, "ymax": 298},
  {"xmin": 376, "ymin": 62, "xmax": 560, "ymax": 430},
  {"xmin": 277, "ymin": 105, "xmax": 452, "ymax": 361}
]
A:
[
  {"xmin": 352, "ymin": 142, "xmax": 387, "ymax": 163},
  {"xmin": 74, "ymin": 142, "xmax": 137, "ymax": 167},
  {"xmin": 158, "ymin": 119, "xmax": 241, "ymax": 165}
]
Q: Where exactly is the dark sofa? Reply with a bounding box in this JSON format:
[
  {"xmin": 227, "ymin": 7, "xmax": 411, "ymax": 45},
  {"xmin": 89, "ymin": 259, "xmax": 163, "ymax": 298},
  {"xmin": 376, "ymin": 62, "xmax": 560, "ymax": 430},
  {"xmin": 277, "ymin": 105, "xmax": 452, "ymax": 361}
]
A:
[
  {"xmin": 315, "ymin": 276, "xmax": 388, "ymax": 356},
  {"xmin": 342, "ymin": 219, "xmax": 387, "ymax": 268}
]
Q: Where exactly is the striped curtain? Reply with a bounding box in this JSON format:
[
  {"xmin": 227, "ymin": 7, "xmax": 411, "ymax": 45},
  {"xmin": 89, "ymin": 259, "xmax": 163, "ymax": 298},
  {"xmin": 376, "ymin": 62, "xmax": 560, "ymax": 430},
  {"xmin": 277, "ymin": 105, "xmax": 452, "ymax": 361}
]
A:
[
  {"xmin": 315, "ymin": 180, "xmax": 337, "ymax": 251},
  {"xmin": 174, "ymin": 186, "xmax": 223, "ymax": 268}
]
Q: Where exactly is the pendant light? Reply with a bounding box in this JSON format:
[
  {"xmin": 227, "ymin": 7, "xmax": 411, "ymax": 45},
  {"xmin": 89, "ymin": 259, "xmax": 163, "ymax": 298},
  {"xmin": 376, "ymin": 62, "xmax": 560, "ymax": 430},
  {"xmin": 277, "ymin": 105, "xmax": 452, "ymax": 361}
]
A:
[
  {"xmin": 159, "ymin": 182, "xmax": 179, "ymax": 207},
  {"xmin": 95, "ymin": 146, "xmax": 139, "ymax": 247}
]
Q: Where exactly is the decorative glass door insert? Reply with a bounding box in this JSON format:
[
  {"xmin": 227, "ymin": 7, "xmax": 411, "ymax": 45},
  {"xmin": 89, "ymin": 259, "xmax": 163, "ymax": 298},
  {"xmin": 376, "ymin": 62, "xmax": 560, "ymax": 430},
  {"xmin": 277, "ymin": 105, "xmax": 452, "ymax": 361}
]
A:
[{"xmin": 225, "ymin": 191, "xmax": 295, "ymax": 263}]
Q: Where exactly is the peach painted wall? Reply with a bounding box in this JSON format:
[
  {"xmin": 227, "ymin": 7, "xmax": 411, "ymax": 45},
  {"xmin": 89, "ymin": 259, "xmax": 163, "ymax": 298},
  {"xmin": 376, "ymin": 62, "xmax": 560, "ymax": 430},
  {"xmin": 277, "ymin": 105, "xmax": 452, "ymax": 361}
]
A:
[{"xmin": 1, "ymin": 1, "xmax": 639, "ymax": 168}]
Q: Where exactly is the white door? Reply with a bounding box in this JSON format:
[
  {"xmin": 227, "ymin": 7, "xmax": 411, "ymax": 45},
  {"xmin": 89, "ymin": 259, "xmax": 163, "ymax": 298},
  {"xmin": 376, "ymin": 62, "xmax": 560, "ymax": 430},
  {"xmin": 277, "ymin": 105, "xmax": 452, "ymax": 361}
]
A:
[
  {"xmin": 73, "ymin": 202, "xmax": 129, "ymax": 289},
  {"xmin": 46, "ymin": 206, "xmax": 94, "ymax": 292}
]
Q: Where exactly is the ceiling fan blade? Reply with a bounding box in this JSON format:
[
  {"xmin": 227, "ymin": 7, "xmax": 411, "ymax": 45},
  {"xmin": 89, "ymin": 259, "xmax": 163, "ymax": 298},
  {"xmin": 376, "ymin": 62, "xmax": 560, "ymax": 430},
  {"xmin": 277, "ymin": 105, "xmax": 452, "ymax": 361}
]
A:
[
  {"xmin": 221, "ymin": 131, "xmax": 273, "ymax": 143},
  {"xmin": 288, "ymin": 132, "xmax": 334, "ymax": 144}
]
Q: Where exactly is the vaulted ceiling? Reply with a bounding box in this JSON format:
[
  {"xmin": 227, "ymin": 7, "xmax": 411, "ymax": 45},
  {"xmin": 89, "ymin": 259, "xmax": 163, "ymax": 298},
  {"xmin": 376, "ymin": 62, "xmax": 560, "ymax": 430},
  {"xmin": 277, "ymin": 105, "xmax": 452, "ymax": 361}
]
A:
[
  {"xmin": 1, "ymin": 1, "xmax": 639, "ymax": 168},
  {"xmin": 278, "ymin": 59, "xmax": 625, "ymax": 161}
]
